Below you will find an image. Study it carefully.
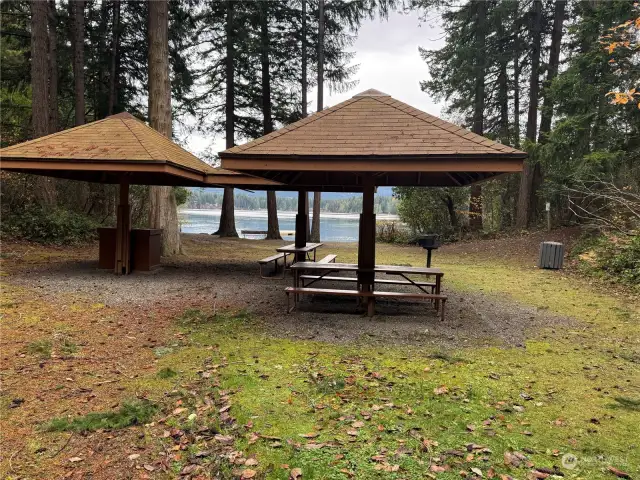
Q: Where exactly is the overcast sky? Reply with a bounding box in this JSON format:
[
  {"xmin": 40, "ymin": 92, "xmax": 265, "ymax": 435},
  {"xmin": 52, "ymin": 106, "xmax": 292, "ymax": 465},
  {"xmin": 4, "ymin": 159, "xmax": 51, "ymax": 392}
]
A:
[{"xmin": 183, "ymin": 9, "xmax": 445, "ymax": 158}]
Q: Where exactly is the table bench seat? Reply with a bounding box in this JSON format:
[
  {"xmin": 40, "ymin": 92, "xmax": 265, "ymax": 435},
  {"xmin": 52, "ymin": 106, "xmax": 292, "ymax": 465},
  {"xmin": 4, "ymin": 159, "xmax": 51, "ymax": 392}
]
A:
[
  {"xmin": 317, "ymin": 254, "xmax": 337, "ymax": 264},
  {"xmin": 259, "ymin": 253, "xmax": 290, "ymax": 278},
  {"xmin": 299, "ymin": 275, "xmax": 435, "ymax": 290},
  {"xmin": 285, "ymin": 287, "xmax": 446, "ymax": 320}
]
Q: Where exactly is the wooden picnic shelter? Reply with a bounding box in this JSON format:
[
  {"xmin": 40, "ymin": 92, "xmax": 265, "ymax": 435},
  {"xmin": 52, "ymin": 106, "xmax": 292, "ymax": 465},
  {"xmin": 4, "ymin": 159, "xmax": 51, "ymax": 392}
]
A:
[
  {"xmin": 0, "ymin": 112, "xmax": 281, "ymax": 274},
  {"xmin": 220, "ymin": 89, "xmax": 527, "ymax": 316}
]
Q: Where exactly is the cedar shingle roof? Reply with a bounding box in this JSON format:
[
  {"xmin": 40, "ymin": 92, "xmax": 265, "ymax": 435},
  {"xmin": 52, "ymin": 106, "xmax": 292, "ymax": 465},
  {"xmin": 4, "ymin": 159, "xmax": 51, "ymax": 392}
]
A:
[
  {"xmin": 221, "ymin": 89, "xmax": 525, "ymax": 158},
  {"xmin": 0, "ymin": 112, "xmax": 286, "ymax": 187},
  {"xmin": 0, "ymin": 112, "xmax": 218, "ymax": 174}
]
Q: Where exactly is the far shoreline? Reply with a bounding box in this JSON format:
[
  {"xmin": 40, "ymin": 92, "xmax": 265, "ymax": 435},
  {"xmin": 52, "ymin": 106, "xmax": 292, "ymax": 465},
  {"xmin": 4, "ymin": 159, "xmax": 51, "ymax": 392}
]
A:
[{"xmin": 180, "ymin": 207, "xmax": 401, "ymax": 220}]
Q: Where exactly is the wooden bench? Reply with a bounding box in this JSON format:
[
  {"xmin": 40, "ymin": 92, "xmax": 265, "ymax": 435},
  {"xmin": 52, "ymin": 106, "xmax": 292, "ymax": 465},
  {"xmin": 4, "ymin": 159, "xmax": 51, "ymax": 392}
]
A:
[
  {"xmin": 285, "ymin": 287, "xmax": 447, "ymax": 320},
  {"xmin": 259, "ymin": 253, "xmax": 290, "ymax": 279},
  {"xmin": 299, "ymin": 275, "xmax": 435, "ymax": 291},
  {"xmin": 317, "ymin": 254, "xmax": 337, "ymax": 264}
]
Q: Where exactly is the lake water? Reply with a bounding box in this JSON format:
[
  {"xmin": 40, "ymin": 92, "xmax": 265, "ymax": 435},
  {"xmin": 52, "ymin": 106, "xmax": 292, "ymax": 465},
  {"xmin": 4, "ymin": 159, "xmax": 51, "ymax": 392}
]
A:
[{"xmin": 179, "ymin": 209, "xmax": 400, "ymax": 242}]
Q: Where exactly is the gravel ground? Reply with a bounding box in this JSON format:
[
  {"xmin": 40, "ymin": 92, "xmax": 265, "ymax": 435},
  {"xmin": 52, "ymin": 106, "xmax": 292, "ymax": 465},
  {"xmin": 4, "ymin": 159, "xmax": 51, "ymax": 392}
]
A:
[{"xmin": 9, "ymin": 253, "xmax": 573, "ymax": 349}]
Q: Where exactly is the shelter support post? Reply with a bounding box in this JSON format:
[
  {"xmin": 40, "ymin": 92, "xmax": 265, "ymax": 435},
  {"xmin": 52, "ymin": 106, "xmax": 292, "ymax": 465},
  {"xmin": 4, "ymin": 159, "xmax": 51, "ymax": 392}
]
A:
[
  {"xmin": 115, "ymin": 180, "xmax": 131, "ymax": 275},
  {"xmin": 295, "ymin": 191, "xmax": 309, "ymax": 263},
  {"xmin": 358, "ymin": 174, "xmax": 376, "ymax": 316}
]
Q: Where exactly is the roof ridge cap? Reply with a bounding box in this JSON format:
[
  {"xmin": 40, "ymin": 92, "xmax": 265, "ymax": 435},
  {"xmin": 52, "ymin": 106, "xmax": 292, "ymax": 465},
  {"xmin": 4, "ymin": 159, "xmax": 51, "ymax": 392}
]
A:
[
  {"xmin": 0, "ymin": 118, "xmax": 110, "ymax": 153},
  {"xmin": 371, "ymin": 96, "xmax": 511, "ymax": 153},
  {"xmin": 122, "ymin": 118, "xmax": 162, "ymax": 161},
  {"xmin": 231, "ymin": 97, "xmax": 361, "ymax": 152}
]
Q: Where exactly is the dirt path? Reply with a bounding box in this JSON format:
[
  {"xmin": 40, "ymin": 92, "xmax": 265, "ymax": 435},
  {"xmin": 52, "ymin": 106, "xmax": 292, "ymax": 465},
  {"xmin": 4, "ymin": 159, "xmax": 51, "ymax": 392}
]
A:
[{"xmin": 4, "ymin": 236, "xmax": 572, "ymax": 349}]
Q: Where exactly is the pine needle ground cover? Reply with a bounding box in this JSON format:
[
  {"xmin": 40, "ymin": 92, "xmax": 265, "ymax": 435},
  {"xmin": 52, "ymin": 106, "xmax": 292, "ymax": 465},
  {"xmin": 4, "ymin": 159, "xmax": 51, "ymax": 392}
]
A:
[{"xmin": 0, "ymin": 235, "xmax": 638, "ymax": 479}]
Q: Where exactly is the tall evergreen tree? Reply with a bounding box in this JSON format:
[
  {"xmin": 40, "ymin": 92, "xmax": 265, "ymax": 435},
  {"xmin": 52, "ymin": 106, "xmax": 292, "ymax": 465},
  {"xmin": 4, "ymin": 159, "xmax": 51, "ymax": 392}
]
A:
[
  {"xmin": 47, "ymin": 0, "xmax": 58, "ymax": 133},
  {"xmin": 148, "ymin": 0, "xmax": 181, "ymax": 255},
  {"xmin": 30, "ymin": 0, "xmax": 56, "ymax": 206},
  {"xmin": 258, "ymin": 2, "xmax": 282, "ymax": 240},
  {"xmin": 310, "ymin": 0, "xmax": 325, "ymax": 243},
  {"xmin": 516, "ymin": 0, "xmax": 544, "ymax": 229},
  {"xmin": 215, "ymin": 0, "xmax": 239, "ymax": 237},
  {"xmin": 468, "ymin": 0, "xmax": 486, "ymax": 231},
  {"xmin": 70, "ymin": 0, "xmax": 85, "ymax": 126}
]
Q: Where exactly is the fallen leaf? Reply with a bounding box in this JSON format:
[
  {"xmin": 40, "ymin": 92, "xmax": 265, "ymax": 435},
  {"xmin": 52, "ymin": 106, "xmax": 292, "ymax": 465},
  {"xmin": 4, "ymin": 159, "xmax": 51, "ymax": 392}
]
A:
[
  {"xmin": 214, "ymin": 434, "xmax": 234, "ymax": 445},
  {"xmin": 245, "ymin": 458, "xmax": 258, "ymax": 466},
  {"xmin": 290, "ymin": 467, "xmax": 303, "ymax": 479},
  {"xmin": 471, "ymin": 467, "xmax": 483, "ymax": 477},
  {"xmin": 299, "ymin": 432, "xmax": 319, "ymax": 438},
  {"xmin": 346, "ymin": 429, "xmax": 358, "ymax": 436},
  {"xmin": 241, "ymin": 469, "xmax": 257, "ymax": 479},
  {"xmin": 352, "ymin": 421, "xmax": 365, "ymax": 428},
  {"xmin": 68, "ymin": 457, "xmax": 83, "ymax": 463},
  {"xmin": 181, "ymin": 464, "xmax": 199, "ymax": 475},
  {"xmin": 608, "ymin": 466, "xmax": 631, "ymax": 479},
  {"xmin": 128, "ymin": 454, "xmax": 140, "ymax": 460},
  {"xmin": 143, "ymin": 464, "xmax": 155, "ymax": 472},
  {"xmin": 434, "ymin": 385, "xmax": 449, "ymax": 395}
]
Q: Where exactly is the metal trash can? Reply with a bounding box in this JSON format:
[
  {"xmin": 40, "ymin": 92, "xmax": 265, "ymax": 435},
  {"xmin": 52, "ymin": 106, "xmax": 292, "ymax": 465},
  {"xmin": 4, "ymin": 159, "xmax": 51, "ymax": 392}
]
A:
[{"xmin": 538, "ymin": 241, "xmax": 564, "ymax": 269}]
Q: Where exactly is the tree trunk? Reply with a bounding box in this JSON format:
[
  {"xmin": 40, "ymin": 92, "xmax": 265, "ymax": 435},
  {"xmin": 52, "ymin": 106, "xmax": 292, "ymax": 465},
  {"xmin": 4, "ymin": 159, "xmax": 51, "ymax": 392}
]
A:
[
  {"xmin": 260, "ymin": 2, "xmax": 281, "ymax": 240},
  {"xmin": 108, "ymin": 0, "xmax": 121, "ymax": 115},
  {"xmin": 215, "ymin": 0, "xmax": 238, "ymax": 237},
  {"xmin": 513, "ymin": 53, "xmax": 521, "ymax": 149},
  {"xmin": 310, "ymin": 0, "xmax": 324, "ymax": 243},
  {"xmin": 538, "ymin": 0, "xmax": 566, "ymax": 142},
  {"xmin": 469, "ymin": 0, "xmax": 486, "ymax": 231},
  {"xmin": 266, "ymin": 192, "xmax": 280, "ymax": 239},
  {"xmin": 97, "ymin": 0, "xmax": 110, "ymax": 119},
  {"xmin": 516, "ymin": 0, "xmax": 543, "ymax": 229},
  {"xmin": 71, "ymin": 0, "xmax": 85, "ymax": 126},
  {"xmin": 30, "ymin": 0, "xmax": 55, "ymax": 206},
  {"xmin": 310, "ymin": 193, "xmax": 321, "ymax": 242},
  {"xmin": 443, "ymin": 194, "xmax": 458, "ymax": 229},
  {"xmin": 148, "ymin": 0, "xmax": 181, "ymax": 255},
  {"xmin": 316, "ymin": 0, "xmax": 324, "ymax": 111},
  {"xmin": 497, "ymin": 21, "xmax": 509, "ymax": 144},
  {"xmin": 301, "ymin": 0, "xmax": 307, "ymax": 117},
  {"xmin": 47, "ymin": 0, "xmax": 58, "ymax": 133}
]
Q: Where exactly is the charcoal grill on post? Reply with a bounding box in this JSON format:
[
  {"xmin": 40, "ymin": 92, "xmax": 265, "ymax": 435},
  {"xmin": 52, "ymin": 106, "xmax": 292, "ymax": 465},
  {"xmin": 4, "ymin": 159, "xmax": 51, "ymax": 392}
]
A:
[{"xmin": 417, "ymin": 234, "xmax": 441, "ymax": 267}]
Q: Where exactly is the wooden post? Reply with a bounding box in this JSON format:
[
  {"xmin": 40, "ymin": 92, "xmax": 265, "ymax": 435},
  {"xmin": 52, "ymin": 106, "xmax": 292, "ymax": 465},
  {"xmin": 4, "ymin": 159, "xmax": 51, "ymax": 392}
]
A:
[
  {"xmin": 358, "ymin": 174, "xmax": 376, "ymax": 316},
  {"xmin": 115, "ymin": 180, "xmax": 131, "ymax": 275},
  {"xmin": 295, "ymin": 191, "xmax": 308, "ymax": 263}
]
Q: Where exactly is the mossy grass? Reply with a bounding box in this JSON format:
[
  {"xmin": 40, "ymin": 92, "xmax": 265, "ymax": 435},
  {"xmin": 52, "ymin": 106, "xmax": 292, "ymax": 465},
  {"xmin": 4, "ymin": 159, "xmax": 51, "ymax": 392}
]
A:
[
  {"xmin": 133, "ymin": 298, "xmax": 639, "ymax": 479},
  {"xmin": 157, "ymin": 367, "xmax": 178, "ymax": 379},
  {"xmin": 27, "ymin": 339, "xmax": 52, "ymax": 359},
  {"xmin": 43, "ymin": 400, "xmax": 157, "ymax": 433}
]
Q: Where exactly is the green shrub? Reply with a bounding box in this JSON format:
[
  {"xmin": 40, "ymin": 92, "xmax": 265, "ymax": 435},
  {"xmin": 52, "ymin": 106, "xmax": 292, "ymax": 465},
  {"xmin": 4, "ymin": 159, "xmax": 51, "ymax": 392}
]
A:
[
  {"xmin": 1, "ymin": 206, "xmax": 98, "ymax": 244},
  {"xmin": 43, "ymin": 400, "xmax": 157, "ymax": 432},
  {"xmin": 376, "ymin": 220, "xmax": 412, "ymax": 244},
  {"xmin": 572, "ymin": 233, "xmax": 640, "ymax": 287}
]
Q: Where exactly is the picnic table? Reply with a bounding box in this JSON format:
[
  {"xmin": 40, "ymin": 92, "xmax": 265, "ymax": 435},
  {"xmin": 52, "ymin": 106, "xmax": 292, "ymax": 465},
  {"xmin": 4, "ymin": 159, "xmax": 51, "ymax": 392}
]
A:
[
  {"xmin": 286, "ymin": 262, "xmax": 446, "ymax": 319},
  {"xmin": 258, "ymin": 243, "xmax": 324, "ymax": 278},
  {"xmin": 276, "ymin": 242, "xmax": 323, "ymax": 262}
]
